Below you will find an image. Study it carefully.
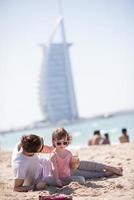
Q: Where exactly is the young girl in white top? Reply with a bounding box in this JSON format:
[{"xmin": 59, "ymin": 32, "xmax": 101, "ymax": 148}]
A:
[{"xmin": 11, "ymin": 134, "xmax": 53, "ymax": 192}]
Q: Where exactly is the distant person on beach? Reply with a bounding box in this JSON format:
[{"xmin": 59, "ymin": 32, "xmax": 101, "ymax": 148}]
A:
[
  {"xmin": 88, "ymin": 130, "xmax": 102, "ymax": 145},
  {"xmin": 11, "ymin": 132, "xmax": 123, "ymax": 192},
  {"xmin": 101, "ymin": 133, "xmax": 110, "ymax": 145},
  {"xmin": 119, "ymin": 128, "xmax": 129, "ymax": 143}
]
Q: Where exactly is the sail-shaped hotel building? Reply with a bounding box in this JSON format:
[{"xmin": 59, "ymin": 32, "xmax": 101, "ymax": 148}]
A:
[{"xmin": 39, "ymin": 12, "xmax": 78, "ymax": 123}]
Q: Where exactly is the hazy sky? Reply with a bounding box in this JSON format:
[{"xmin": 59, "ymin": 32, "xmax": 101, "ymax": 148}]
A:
[{"xmin": 0, "ymin": 0, "xmax": 134, "ymax": 129}]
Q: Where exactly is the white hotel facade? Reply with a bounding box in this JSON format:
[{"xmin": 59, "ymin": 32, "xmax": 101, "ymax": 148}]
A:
[{"xmin": 39, "ymin": 15, "xmax": 78, "ymax": 123}]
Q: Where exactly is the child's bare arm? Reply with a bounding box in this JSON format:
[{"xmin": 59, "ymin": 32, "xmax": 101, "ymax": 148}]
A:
[
  {"xmin": 41, "ymin": 145, "xmax": 54, "ymax": 153},
  {"xmin": 50, "ymin": 155, "xmax": 62, "ymax": 186}
]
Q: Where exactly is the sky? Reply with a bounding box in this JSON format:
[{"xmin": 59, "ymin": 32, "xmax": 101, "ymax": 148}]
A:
[{"xmin": 0, "ymin": 0, "xmax": 134, "ymax": 129}]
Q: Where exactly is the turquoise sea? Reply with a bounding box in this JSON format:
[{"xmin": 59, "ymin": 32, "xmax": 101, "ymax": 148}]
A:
[{"xmin": 0, "ymin": 113, "xmax": 134, "ymax": 150}]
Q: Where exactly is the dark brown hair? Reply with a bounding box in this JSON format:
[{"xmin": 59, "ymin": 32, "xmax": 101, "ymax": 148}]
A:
[
  {"xmin": 52, "ymin": 127, "xmax": 72, "ymax": 147},
  {"xmin": 19, "ymin": 134, "xmax": 42, "ymax": 153}
]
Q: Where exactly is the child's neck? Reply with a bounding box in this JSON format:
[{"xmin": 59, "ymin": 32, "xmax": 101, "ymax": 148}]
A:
[{"xmin": 55, "ymin": 148, "xmax": 66, "ymax": 154}]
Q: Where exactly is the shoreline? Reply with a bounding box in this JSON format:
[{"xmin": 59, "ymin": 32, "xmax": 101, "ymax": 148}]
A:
[
  {"xmin": 0, "ymin": 143, "xmax": 134, "ymax": 200},
  {"xmin": 0, "ymin": 110, "xmax": 134, "ymax": 135}
]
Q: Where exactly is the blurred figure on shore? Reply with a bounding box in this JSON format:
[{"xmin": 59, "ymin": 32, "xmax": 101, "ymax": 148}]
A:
[
  {"xmin": 119, "ymin": 128, "xmax": 129, "ymax": 143},
  {"xmin": 88, "ymin": 130, "xmax": 102, "ymax": 145},
  {"xmin": 101, "ymin": 133, "xmax": 110, "ymax": 145}
]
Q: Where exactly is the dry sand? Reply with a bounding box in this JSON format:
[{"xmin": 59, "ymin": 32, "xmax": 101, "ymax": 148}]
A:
[{"xmin": 0, "ymin": 143, "xmax": 134, "ymax": 200}]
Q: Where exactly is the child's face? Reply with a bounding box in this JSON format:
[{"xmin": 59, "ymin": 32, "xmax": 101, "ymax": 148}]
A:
[{"xmin": 54, "ymin": 136, "xmax": 69, "ymax": 149}]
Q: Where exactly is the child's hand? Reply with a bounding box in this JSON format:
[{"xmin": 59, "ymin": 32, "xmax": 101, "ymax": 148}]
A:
[{"xmin": 56, "ymin": 179, "xmax": 62, "ymax": 187}]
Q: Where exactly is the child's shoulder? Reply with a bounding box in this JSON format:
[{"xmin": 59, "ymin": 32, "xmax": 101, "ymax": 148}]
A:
[{"xmin": 65, "ymin": 149, "xmax": 72, "ymax": 156}]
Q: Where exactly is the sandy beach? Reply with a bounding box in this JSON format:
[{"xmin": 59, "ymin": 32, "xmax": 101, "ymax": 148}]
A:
[{"xmin": 0, "ymin": 143, "xmax": 134, "ymax": 200}]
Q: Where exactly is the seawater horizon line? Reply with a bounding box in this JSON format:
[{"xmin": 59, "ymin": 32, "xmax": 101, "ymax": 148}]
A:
[
  {"xmin": 0, "ymin": 108, "xmax": 134, "ymax": 135},
  {"xmin": 0, "ymin": 113, "xmax": 134, "ymax": 151}
]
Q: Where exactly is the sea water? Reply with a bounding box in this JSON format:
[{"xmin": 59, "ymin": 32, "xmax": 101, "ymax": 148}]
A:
[{"xmin": 0, "ymin": 113, "xmax": 134, "ymax": 150}]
